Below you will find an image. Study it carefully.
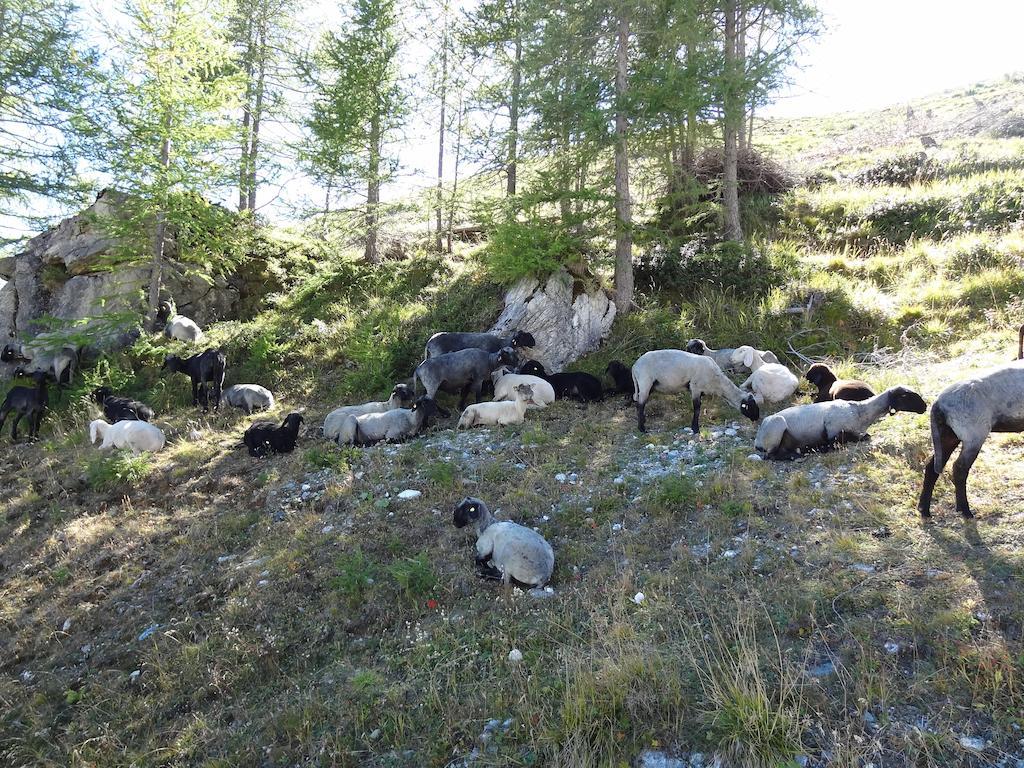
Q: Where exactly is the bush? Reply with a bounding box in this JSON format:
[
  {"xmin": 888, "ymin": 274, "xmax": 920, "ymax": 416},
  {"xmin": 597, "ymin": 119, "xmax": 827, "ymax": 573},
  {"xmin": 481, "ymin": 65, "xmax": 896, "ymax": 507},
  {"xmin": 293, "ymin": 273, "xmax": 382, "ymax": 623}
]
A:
[
  {"xmin": 86, "ymin": 452, "xmax": 152, "ymax": 490},
  {"xmin": 387, "ymin": 552, "xmax": 437, "ymax": 603},
  {"xmin": 855, "ymin": 152, "xmax": 932, "ymax": 186},
  {"xmin": 483, "ymin": 214, "xmax": 587, "ymax": 284}
]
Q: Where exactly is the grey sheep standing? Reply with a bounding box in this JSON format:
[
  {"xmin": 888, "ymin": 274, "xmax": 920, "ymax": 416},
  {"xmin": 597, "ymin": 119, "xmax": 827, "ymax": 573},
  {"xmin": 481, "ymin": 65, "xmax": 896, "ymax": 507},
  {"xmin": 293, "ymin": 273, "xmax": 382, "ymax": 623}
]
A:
[
  {"xmin": 424, "ymin": 330, "xmax": 535, "ymax": 360},
  {"xmin": 414, "ymin": 347, "xmax": 515, "ymax": 417}
]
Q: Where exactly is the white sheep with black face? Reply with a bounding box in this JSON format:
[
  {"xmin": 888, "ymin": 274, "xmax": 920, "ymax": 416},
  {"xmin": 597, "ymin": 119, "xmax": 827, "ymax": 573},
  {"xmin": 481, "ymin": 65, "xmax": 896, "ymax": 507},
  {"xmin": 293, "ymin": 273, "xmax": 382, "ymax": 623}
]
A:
[
  {"xmin": 755, "ymin": 386, "xmax": 927, "ymax": 459},
  {"xmin": 732, "ymin": 345, "xmax": 800, "ymax": 404},
  {"xmin": 335, "ymin": 396, "xmax": 438, "ymax": 446},
  {"xmin": 453, "ymin": 497, "xmax": 554, "ymax": 589}
]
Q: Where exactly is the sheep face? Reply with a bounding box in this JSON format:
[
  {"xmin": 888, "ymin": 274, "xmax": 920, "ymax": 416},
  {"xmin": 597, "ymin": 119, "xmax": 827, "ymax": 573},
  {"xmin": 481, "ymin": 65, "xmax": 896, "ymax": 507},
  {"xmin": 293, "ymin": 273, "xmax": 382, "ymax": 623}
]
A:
[
  {"xmin": 511, "ymin": 331, "xmax": 536, "ymax": 349},
  {"xmin": 284, "ymin": 413, "xmax": 304, "ymax": 431},
  {"xmin": 497, "ymin": 347, "xmax": 517, "ymax": 368},
  {"xmin": 453, "ymin": 497, "xmax": 487, "ymax": 528},
  {"xmin": 412, "ymin": 396, "xmax": 439, "ymax": 425},
  {"xmin": 0, "ymin": 345, "xmax": 16, "ymax": 362},
  {"xmin": 739, "ymin": 394, "xmax": 760, "ymax": 422},
  {"xmin": 92, "ymin": 386, "xmax": 113, "ymax": 404},
  {"xmin": 392, "ymin": 383, "xmax": 415, "ymax": 404},
  {"xmin": 732, "ymin": 345, "xmax": 758, "ymax": 370},
  {"xmin": 514, "ymin": 383, "xmax": 537, "ymax": 406},
  {"xmin": 887, "ymin": 387, "xmax": 927, "ymax": 415},
  {"xmin": 805, "ymin": 363, "xmax": 836, "ymax": 389},
  {"xmin": 161, "ymin": 355, "xmax": 179, "ymax": 372},
  {"xmin": 520, "ymin": 360, "xmax": 544, "ymax": 377},
  {"xmin": 606, "ymin": 360, "xmax": 626, "ymax": 376},
  {"xmin": 684, "ymin": 339, "xmax": 707, "ymax": 356}
]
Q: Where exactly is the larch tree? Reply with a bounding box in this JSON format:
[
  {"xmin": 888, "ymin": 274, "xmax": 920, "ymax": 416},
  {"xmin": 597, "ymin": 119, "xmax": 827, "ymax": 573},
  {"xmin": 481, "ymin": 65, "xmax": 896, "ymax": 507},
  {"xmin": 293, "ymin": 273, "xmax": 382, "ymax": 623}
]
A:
[
  {"xmin": 720, "ymin": 0, "xmax": 743, "ymax": 241},
  {"xmin": 89, "ymin": 0, "xmax": 243, "ymax": 329},
  {"xmin": 304, "ymin": 0, "xmax": 405, "ymax": 263}
]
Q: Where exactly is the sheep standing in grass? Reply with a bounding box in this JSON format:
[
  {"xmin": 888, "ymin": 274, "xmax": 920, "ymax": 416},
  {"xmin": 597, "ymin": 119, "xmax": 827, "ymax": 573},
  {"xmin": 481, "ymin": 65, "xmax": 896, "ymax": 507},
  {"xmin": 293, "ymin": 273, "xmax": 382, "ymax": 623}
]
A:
[
  {"xmin": 90, "ymin": 419, "xmax": 166, "ymax": 454},
  {"xmin": 414, "ymin": 347, "xmax": 515, "ymax": 417},
  {"xmin": 631, "ymin": 349, "xmax": 760, "ymax": 433},
  {"xmin": 458, "ymin": 384, "xmax": 537, "ymax": 428},
  {"xmin": 222, "ymin": 384, "xmax": 276, "ymax": 415},
  {"xmin": 336, "ymin": 396, "xmax": 438, "ymax": 446},
  {"xmin": 805, "ymin": 363, "xmax": 875, "ymax": 403},
  {"xmin": 918, "ymin": 361, "xmax": 1024, "ymax": 518},
  {"xmin": 685, "ymin": 339, "xmax": 780, "ymax": 372},
  {"xmin": 322, "ymin": 384, "xmax": 415, "ymax": 444},
  {"xmin": 453, "ymin": 497, "xmax": 554, "ymax": 589},
  {"xmin": 424, "ymin": 330, "xmax": 535, "ymax": 360},
  {"xmin": 244, "ymin": 412, "xmax": 303, "ymax": 457},
  {"xmin": 0, "ymin": 370, "xmax": 49, "ymax": 440},
  {"xmin": 732, "ymin": 346, "xmax": 800, "ymax": 404},
  {"xmin": 491, "ymin": 367, "xmax": 554, "ymax": 409},
  {"xmin": 755, "ymin": 386, "xmax": 926, "ymax": 460}
]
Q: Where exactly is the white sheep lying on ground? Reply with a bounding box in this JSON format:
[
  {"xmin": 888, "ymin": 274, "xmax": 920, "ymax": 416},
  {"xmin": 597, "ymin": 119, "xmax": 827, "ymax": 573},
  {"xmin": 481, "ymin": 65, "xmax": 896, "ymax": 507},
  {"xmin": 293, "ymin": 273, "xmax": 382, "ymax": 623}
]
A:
[
  {"xmin": 453, "ymin": 497, "xmax": 554, "ymax": 589},
  {"xmin": 491, "ymin": 367, "xmax": 554, "ymax": 408},
  {"xmin": 223, "ymin": 384, "xmax": 275, "ymax": 414},
  {"xmin": 732, "ymin": 345, "xmax": 800, "ymax": 404},
  {"xmin": 322, "ymin": 384, "xmax": 415, "ymax": 445},
  {"xmin": 458, "ymin": 383, "xmax": 537, "ymax": 428},
  {"xmin": 89, "ymin": 419, "xmax": 166, "ymax": 454},
  {"xmin": 754, "ymin": 386, "xmax": 927, "ymax": 459}
]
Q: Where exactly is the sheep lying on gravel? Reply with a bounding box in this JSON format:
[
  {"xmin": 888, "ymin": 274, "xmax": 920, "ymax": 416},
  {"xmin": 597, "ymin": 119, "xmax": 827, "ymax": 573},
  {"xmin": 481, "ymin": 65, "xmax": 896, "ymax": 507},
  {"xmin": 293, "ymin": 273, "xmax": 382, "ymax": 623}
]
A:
[
  {"xmin": 90, "ymin": 419, "xmax": 166, "ymax": 454},
  {"xmin": 453, "ymin": 497, "xmax": 554, "ymax": 589},
  {"xmin": 804, "ymin": 363, "xmax": 875, "ymax": 403},
  {"xmin": 685, "ymin": 339, "xmax": 780, "ymax": 372},
  {"xmin": 491, "ymin": 367, "xmax": 554, "ymax": 409},
  {"xmin": 631, "ymin": 349, "xmax": 760, "ymax": 433},
  {"xmin": 222, "ymin": 384, "xmax": 276, "ymax": 415},
  {"xmin": 322, "ymin": 384, "xmax": 415, "ymax": 444},
  {"xmin": 0, "ymin": 370, "xmax": 49, "ymax": 440},
  {"xmin": 918, "ymin": 360, "xmax": 1024, "ymax": 518},
  {"xmin": 518, "ymin": 360, "xmax": 603, "ymax": 402},
  {"xmin": 733, "ymin": 346, "xmax": 800, "ymax": 404},
  {"xmin": 755, "ymin": 385, "xmax": 926, "ymax": 460},
  {"xmin": 336, "ymin": 396, "xmax": 438, "ymax": 446},
  {"xmin": 458, "ymin": 384, "xmax": 536, "ymax": 428},
  {"xmin": 244, "ymin": 412, "xmax": 303, "ymax": 457},
  {"xmin": 414, "ymin": 348, "xmax": 515, "ymax": 416},
  {"xmin": 92, "ymin": 387, "xmax": 155, "ymax": 422},
  {"xmin": 424, "ymin": 330, "xmax": 535, "ymax": 360}
]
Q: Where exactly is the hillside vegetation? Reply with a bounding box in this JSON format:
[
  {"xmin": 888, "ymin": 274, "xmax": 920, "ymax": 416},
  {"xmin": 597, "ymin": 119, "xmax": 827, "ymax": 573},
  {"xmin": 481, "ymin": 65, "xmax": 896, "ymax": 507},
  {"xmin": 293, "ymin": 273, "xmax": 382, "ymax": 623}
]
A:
[{"xmin": 3, "ymin": 84, "xmax": 1024, "ymax": 767}]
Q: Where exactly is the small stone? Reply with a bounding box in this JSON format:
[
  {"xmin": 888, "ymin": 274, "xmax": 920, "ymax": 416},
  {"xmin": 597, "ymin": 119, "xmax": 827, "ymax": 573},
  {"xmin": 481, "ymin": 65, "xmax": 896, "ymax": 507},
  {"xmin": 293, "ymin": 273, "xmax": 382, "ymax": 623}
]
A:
[
  {"xmin": 747, "ymin": 453, "xmax": 763, "ymax": 461},
  {"xmin": 851, "ymin": 563, "xmax": 875, "ymax": 574},
  {"xmin": 217, "ymin": 554, "xmax": 237, "ymax": 564},
  {"xmin": 613, "ymin": 476, "xmax": 625, "ymax": 485},
  {"xmin": 322, "ymin": 524, "xmax": 334, "ymax": 534},
  {"xmin": 555, "ymin": 473, "xmax": 567, "ymax": 483},
  {"xmin": 725, "ymin": 428, "xmax": 737, "ymax": 437},
  {"xmin": 369, "ymin": 728, "xmax": 381, "ymax": 741},
  {"xmin": 612, "ymin": 523, "xmax": 622, "ymax": 532},
  {"xmin": 958, "ymin": 734, "xmax": 986, "ymax": 752},
  {"xmin": 397, "ymin": 489, "xmax": 421, "ymax": 500},
  {"xmin": 720, "ymin": 549, "xmax": 739, "ymax": 559},
  {"xmin": 61, "ymin": 617, "xmax": 72, "ymax": 632},
  {"xmin": 632, "ymin": 592, "xmax": 645, "ymax": 604},
  {"xmin": 354, "ymin": 471, "xmax": 365, "ymax": 480},
  {"xmin": 129, "ymin": 670, "xmax": 141, "ymax": 683},
  {"xmin": 257, "ymin": 579, "xmax": 269, "ymax": 587},
  {"xmin": 301, "ymin": 483, "xmax": 311, "ymax": 491},
  {"xmin": 138, "ymin": 624, "xmax": 160, "ymax": 642},
  {"xmin": 883, "ymin": 640, "xmax": 900, "ymax": 655},
  {"xmin": 508, "ymin": 648, "xmax": 523, "ymax": 663}
]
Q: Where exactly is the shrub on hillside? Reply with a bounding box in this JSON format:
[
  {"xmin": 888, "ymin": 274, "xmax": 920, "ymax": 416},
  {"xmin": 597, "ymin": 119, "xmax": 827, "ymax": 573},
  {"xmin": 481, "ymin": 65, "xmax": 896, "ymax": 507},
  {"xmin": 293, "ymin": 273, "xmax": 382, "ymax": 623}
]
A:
[
  {"xmin": 855, "ymin": 152, "xmax": 932, "ymax": 186},
  {"xmin": 635, "ymin": 240, "xmax": 797, "ymax": 299},
  {"xmin": 483, "ymin": 214, "xmax": 586, "ymax": 284}
]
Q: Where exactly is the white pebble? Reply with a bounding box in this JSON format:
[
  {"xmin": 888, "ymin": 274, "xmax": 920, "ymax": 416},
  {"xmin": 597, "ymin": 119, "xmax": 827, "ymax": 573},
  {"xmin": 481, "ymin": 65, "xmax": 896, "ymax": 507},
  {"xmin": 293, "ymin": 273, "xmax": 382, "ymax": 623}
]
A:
[
  {"xmin": 555, "ymin": 473, "xmax": 567, "ymax": 483},
  {"xmin": 883, "ymin": 640, "xmax": 900, "ymax": 655},
  {"xmin": 61, "ymin": 618, "xmax": 72, "ymax": 632},
  {"xmin": 632, "ymin": 592, "xmax": 645, "ymax": 604},
  {"xmin": 959, "ymin": 734, "xmax": 986, "ymax": 752},
  {"xmin": 508, "ymin": 648, "xmax": 523, "ymax": 663},
  {"xmin": 613, "ymin": 476, "xmax": 625, "ymax": 485},
  {"xmin": 747, "ymin": 453, "xmax": 763, "ymax": 461},
  {"xmin": 397, "ymin": 489, "xmax": 421, "ymax": 500},
  {"xmin": 129, "ymin": 670, "xmax": 141, "ymax": 683}
]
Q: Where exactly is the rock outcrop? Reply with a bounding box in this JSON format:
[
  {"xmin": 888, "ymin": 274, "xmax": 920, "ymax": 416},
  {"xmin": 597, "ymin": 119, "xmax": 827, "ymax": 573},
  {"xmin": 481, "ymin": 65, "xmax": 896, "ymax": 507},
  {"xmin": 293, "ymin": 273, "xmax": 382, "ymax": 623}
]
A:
[
  {"xmin": 0, "ymin": 191, "xmax": 240, "ymax": 358},
  {"xmin": 490, "ymin": 270, "xmax": 616, "ymax": 372}
]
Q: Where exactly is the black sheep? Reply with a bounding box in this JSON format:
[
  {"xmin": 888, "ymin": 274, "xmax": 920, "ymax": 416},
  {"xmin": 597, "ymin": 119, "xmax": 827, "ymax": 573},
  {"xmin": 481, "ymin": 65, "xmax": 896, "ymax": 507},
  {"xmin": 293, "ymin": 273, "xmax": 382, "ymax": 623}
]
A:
[
  {"xmin": 92, "ymin": 386, "xmax": 155, "ymax": 422},
  {"xmin": 804, "ymin": 363, "xmax": 875, "ymax": 404},
  {"xmin": 604, "ymin": 360, "xmax": 633, "ymax": 401},
  {"xmin": 244, "ymin": 412, "xmax": 303, "ymax": 457},
  {"xmin": 519, "ymin": 360, "xmax": 603, "ymax": 402},
  {"xmin": 162, "ymin": 348, "xmax": 226, "ymax": 411},
  {"xmin": 0, "ymin": 370, "xmax": 49, "ymax": 440}
]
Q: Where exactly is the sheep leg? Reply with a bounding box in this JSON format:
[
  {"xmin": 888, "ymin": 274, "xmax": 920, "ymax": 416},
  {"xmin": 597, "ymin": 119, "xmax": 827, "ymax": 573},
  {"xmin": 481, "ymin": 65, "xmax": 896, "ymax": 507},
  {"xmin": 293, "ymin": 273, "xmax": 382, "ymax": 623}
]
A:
[
  {"xmin": 951, "ymin": 441, "xmax": 983, "ymax": 518},
  {"xmin": 690, "ymin": 394, "xmax": 702, "ymax": 434},
  {"xmin": 918, "ymin": 427, "xmax": 960, "ymax": 517},
  {"xmin": 458, "ymin": 382, "xmax": 473, "ymax": 411},
  {"xmin": 0, "ymin": 407, "xmax": 8, "ymax": 438},
  {"xmin": 10, "ymin": 412, "xmax": 24, "ymax": 441}
]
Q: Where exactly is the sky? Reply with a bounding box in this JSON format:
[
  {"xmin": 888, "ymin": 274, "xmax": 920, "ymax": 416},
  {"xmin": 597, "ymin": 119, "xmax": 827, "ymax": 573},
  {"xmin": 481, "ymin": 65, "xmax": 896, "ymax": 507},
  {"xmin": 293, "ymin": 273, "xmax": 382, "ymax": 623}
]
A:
[{"xmin": 766, "ymin": 0, "xmax": 1024, "ymax": 118}]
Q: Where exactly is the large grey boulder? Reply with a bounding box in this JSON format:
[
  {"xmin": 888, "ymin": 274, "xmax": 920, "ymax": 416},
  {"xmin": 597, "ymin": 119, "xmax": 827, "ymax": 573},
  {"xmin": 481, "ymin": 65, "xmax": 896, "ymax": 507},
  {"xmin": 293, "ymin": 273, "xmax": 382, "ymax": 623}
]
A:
[
  {"xmin": 0, "ymin": 190, "xmax": 240, "ymax": 363},
  {"xmin": 490, "ymin": 270, "xmax": 616, "ymax": 372}
]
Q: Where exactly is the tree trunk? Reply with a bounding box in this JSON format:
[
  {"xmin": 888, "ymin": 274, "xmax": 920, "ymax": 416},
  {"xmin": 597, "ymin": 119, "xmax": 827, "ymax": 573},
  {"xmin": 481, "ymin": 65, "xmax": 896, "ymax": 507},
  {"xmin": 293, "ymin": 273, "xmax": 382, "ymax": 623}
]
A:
[
  {"xmin": 238, "ymin": 8, "xmax": 254, "ymax": 211},
  {"xmin": 736, "ymin": 1, "xmax": 747, "ymax": 152},
  {"xmin": 722, "ymin": 0, "xmax": 743, "ymax": 242},
  {"xmin": 365, "ymin": 111, "xmax": 381, "ymax": 263},
  {"xmin": 435, "ymin": 18, "xmax": 448, "ymax": 253},
  {"xmin": 246, "ymin": 14, "xmax": 267, "ymax": 212},
  {"xmin": 447, "ymin": 91, "xmax": 464, "ymax": 254},
  {"xmin": 148, "ymin": 131, "xmax": 172, "ymax": 330},
  {"xmin": 507, "ymin": 11, "xmax": 522, "ymax": 197},
  {"xmin": 613, "ymin": 9, "xmax": 634, "ymax": 315}
]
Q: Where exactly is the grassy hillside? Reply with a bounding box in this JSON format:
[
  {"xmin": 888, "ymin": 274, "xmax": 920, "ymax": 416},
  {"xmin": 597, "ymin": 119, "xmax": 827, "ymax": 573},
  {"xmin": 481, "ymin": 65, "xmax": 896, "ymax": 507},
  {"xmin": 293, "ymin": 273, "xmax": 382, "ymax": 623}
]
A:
[{"xmin": 3, "ymin": 83, "xmax": 1024, "ymax": 767}]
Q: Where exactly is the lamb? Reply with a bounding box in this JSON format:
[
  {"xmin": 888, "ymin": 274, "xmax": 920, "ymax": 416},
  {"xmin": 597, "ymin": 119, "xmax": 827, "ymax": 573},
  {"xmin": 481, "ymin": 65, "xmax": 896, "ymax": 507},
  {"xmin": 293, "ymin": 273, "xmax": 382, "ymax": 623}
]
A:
[
  {"xmin": 605, "ymin": 360, "xmax": 633, "ymax": 400},
  {"xmin": 0, "ymin": 370, "xmax": 49, "ymax": 440},
  {"xmin": 685, "ymin": 338, "xmax": 780, "ymax": 372},
  {"xmin": 243, "ymin": 412, "xmax": 303, "ymax": 457},
  {"xmin": 322, "ymin": 384, "xmax": 415, "ymax": 444},
  {"xmin": 458, "ymin": 384, "xmax": 537, "ymax": 428},
  {"xmin": 631, "ymin": 349, "xmax": 760, "ymax": 433},
  {"xmin": 89, "ymin": 419, "xmax": 166, "ymax": 454},
  {"xmin": 755, "ymin": 385, "xmax": 926, "ymax": 460},
  {"xmin": 414, "ymin": 347, "xmax": 515, "ymax": 417},
  {"xmin": 222, "ymin": 384, "xmax": 276, "ymax": 415},
  {"xmin": 424, "ymin": 329, "xmax": 536, "ymax": 360},
  {"xmin": 335, "ymin": 396, "xmax": 438, "ymax": 446},
  {"xmin": 92, "ymin": 386, "xmax": 155, "ymax": 422},
  {"xmin": 518, "ymin": 360, "xmax": 603, "ymax": 402},
  {"xmin": 732, "ymin": 345, "xmax": 800, "ymax": 404},
  {"xmin": 159, "ymin": 299, "xmax": 204, "ymax": 343},
  {"xmin": 162, "ymin": 348, "xmax": 226, "ymax": 411},
  {"xmin": 491, "ymin": 367, "xmax": 555, "ymax": 409},
  {"xmin": 2, "ymin": 337, "xmax": 78, "ymax": 386},
  {"xmin": 452, "ymin": 497, "xmax": 554, "ymax": 589},
  {"xmin": 804, "ymin": 363, "xmax": 875, "ymax": 403},
  {"xmin": 918, "ymin": 361, "xmax": 1024, "ymax": 518}
]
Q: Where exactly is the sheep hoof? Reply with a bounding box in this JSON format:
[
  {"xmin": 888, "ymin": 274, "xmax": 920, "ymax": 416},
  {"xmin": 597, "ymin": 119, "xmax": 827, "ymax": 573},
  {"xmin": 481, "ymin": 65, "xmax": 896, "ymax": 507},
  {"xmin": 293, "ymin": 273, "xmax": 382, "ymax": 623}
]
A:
[{"xmin": 958, "ymin": 507, "xmax": 974, "ymax": 519}]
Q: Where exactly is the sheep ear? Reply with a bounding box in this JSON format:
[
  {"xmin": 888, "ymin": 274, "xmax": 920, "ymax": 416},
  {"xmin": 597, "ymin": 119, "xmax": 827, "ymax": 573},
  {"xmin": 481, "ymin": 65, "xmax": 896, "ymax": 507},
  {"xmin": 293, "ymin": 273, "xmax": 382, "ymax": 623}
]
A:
[{"xmin": 743, "ymin": 348, "xmax": 754, "ymax": 368}]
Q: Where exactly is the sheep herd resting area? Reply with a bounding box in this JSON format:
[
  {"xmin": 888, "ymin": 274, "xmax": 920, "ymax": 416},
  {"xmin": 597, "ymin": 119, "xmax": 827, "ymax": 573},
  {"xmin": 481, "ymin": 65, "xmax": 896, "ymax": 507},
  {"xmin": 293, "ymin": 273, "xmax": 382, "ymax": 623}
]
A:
[{"xmin": 5, "ymin": 97, "xmax": 1024, "ymax": 766}]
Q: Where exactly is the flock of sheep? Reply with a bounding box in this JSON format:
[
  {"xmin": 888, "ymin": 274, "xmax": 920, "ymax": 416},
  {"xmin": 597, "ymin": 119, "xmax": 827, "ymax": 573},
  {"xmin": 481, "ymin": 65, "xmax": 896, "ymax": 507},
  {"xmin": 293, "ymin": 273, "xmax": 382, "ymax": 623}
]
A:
[{"xmin": 2, "ymin": 299, "xmax": 1023, "ymax": 590}]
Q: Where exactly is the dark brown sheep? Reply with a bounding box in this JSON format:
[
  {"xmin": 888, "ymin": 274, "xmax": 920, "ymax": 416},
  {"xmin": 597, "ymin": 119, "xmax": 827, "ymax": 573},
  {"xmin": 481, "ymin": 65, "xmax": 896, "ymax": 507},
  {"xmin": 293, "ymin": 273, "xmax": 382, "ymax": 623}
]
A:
[{"xmin": 805, "ymin": 363, "xmax": 875, "ymax": 403}]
